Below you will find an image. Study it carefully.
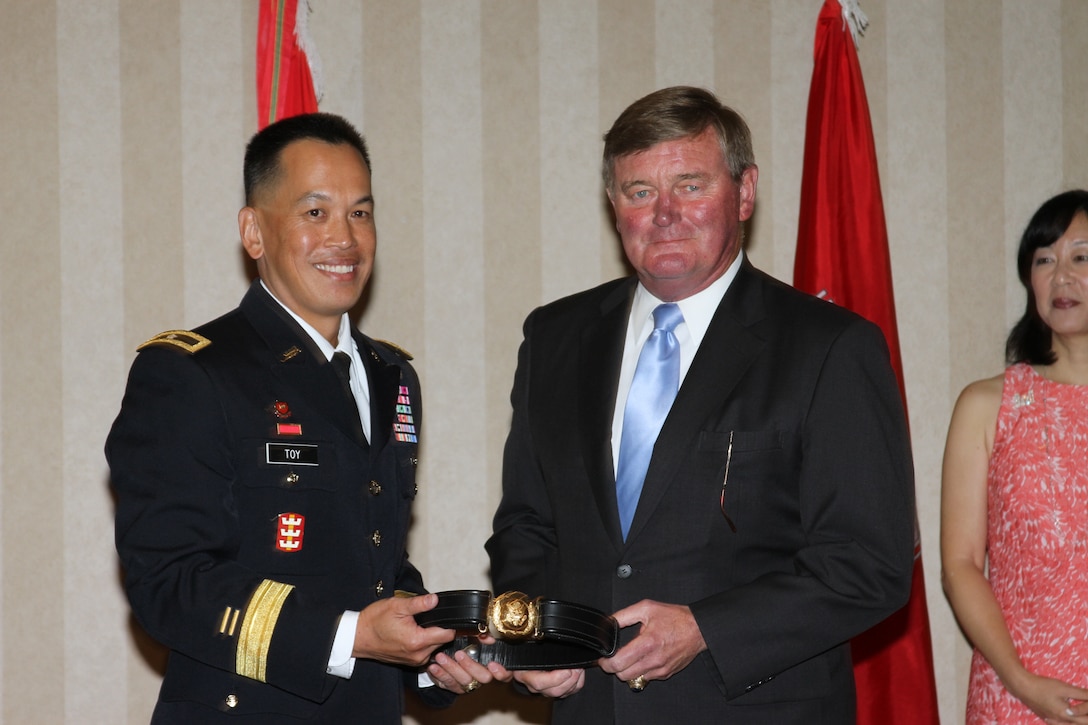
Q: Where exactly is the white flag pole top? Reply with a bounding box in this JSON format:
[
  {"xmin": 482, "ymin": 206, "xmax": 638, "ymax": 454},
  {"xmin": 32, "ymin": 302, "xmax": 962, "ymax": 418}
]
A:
[
  {"xmin": 294, "ymin": 0, "xmax": 325, "ymax": 103},
  {"xmin": 837, "ymin": 0, "xmax": 869, "ymax": 49}
]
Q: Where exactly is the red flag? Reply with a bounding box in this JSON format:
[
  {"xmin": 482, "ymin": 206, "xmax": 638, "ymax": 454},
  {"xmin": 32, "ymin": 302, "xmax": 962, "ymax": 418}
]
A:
[
  {"xmin": 256, "ymin": 0, "xmax": 319, "ymax": 129},
  {"xmin": 793, "ymin": 2, "xmax": 939, "ymax": 724}
]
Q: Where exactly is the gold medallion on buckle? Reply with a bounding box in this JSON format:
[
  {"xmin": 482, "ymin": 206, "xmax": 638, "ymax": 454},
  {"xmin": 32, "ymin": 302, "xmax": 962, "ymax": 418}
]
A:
[{"xmin": 485, "ymin": 591, "xmax": 543, "ymax": 641}]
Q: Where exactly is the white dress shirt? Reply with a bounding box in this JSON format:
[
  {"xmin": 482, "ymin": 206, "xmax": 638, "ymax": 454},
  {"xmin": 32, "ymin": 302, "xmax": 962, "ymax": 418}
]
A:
[{"xmin": 610, "ymin": 252, "xmax": 744, "ymax": 476}]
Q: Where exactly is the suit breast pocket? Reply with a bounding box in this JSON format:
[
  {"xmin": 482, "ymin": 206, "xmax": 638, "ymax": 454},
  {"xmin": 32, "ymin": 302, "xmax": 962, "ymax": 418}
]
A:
[
  {"xmin": 696, "ymin": 429, "xmax": 789, "ymax": 530},
  {"xmin": 699, "ymin": 429, "xmax": 782, "ymax": 454}
]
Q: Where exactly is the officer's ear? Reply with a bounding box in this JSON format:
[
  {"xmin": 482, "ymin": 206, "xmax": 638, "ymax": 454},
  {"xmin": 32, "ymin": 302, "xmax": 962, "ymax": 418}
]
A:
[{"xmin": 239, "ymin": 206, "xmax": 264, "ymax": 261}]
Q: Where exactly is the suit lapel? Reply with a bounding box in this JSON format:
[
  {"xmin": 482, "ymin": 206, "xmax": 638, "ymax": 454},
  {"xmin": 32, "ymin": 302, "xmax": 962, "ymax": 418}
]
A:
[
  {"xmin": 578, "ymin": 280, "xmax": 635, "ymax": 548},
  {"xmin": 625, "ymin": 262, "xmax": 768, "ymax": 543}
]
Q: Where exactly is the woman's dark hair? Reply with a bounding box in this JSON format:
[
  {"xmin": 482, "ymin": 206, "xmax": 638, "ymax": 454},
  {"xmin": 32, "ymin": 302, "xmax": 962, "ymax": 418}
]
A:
[{"xmin": 1006, "ymin": 189, "xmax": 1088, "ymax": 364}]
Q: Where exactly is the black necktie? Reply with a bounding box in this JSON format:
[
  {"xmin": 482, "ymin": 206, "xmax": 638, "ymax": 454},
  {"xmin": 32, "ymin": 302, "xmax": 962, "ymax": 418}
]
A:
[
  {"xmin": 331, "ymin": 351, "xmax": 356, "ymax": 406},
  {"xmin": 332, "ymin": 351, "xmax": 368, "ymax": 448}
]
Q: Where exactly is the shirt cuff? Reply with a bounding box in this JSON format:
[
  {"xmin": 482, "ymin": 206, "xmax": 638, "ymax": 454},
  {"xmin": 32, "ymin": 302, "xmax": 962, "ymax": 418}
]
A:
[{"xmin": 327, "ymin": 611, "xmax": 359, "ymax": 679}]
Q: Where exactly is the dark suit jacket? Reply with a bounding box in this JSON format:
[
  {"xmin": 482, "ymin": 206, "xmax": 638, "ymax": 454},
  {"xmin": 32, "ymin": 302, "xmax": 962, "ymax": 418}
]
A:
[
  {"xmin": 107, "ymin": 281, "xmax": 450, "ymax": 724},
  {"xmin": 487, "ymin": 261, "xmax": 915, "ymax": 724}
]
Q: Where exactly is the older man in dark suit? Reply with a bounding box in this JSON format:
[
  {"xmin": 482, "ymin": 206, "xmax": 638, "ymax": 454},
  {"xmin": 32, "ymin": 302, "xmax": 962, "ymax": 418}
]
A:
[
  {"xmin": 486, "ymin": 86, "xmax": 915, "ymax": 723},
  {"xmin": 107, "ymin": 113, "xmax": 497, "ymax": 723}
]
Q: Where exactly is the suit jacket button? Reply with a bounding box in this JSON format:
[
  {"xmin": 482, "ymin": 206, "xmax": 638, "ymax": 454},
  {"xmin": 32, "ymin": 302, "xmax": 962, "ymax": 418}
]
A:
[
  {"xmin": 225, "ymin": 694, "xmax": 239, "ymax": 709},
  {"xmin": 616, "ymin": 564, "xmax": 633, "ymax": 579},
  {"xmin": 369, "ymin": 480, "xmax": 382, "ymax": 495}
]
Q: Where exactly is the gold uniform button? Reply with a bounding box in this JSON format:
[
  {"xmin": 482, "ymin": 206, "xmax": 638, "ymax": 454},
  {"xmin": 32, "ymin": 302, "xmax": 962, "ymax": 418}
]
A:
[
  {"xmin": 369, "ymin": 480, "xmax": 382, "ymax": 496},
  {"xmin": 285, "ymin": 472, "xmax": 299, "ymax": 486},
  {"xmin": 371, "ymin": 530, "xmax": 382, "ymax": 547},
  {"xmin": 375, "ymin": 580, "xmax": 384, "ymax": 597},
  {"xmin": 225, "ymin": 694, "xmax": 239, "ymax": 709}
]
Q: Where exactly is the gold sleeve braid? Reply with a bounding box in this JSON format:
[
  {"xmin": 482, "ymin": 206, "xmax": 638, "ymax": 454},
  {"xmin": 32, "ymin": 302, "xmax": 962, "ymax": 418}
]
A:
[{"xmin": 236, "ymin": 579, "xmax": 295, "ymax": 682}]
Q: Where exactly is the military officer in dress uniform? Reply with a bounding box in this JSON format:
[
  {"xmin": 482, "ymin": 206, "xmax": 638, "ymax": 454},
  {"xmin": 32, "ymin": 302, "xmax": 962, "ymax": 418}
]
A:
[{"xmin": 107, "ymin": 113, "xmax": 498, "ymax": 723}]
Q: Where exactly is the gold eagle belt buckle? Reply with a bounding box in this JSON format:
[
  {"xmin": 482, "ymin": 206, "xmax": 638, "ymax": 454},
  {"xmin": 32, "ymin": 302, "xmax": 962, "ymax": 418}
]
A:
[{"xmin": 484, "ymin": 591, "xmax": 544, "ymax": 641}]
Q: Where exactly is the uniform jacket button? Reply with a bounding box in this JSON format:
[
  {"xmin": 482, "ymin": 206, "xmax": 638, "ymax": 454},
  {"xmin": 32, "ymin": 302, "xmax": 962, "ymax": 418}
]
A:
[
  {"xmin": 369, "ymin": 480, "xmax": 382, "ymax": 495},
  {"xmin": 375, "ymin": 580, "xmax": 384, "ymax": 597},
  {"xmin": 616, "ymin": 564, "xmax": 633, "ymax": 579},
  {"xmin": 225, "ymin": 694, "xmax": 239, "ymax": 709},
  {"xmin": 371, "ymin": 530, "xmax": 382, "ymax": 547}
]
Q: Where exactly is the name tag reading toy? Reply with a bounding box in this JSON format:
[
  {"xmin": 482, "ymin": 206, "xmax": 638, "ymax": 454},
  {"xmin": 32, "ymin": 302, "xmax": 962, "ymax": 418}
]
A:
[{"xmin": 265, "ymin": 443, "xmax": 318, "ymax": 466}]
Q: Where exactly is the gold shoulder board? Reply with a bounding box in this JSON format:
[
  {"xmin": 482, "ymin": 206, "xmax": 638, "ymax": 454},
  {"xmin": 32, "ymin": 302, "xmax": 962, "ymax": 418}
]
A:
[
  {"xmin": 137, "ymin": 329, "xmax": 212, "ymax": 354},
  {"xmin": 375, "ymin": 339, "xmax": 413, "ymax": 361}
]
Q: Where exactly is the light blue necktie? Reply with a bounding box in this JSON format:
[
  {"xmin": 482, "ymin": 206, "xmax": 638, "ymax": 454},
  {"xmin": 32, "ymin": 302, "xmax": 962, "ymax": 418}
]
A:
[{"xmin": 615, "ymin": 303, "xmax": 684, "ymax": 540}]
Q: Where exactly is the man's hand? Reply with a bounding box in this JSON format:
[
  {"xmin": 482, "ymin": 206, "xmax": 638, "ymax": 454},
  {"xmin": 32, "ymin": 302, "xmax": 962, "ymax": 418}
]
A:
[
  {"xmin": 352, "ymin": 593, "xmax": 454, "ymax": 667},
  {"xmin": 513, "ymin": 668, "xmax": 586, "ymax": 699},
  {"xmin": 598, "ymin": 599, "xmax": 706, "ymax": 687}
]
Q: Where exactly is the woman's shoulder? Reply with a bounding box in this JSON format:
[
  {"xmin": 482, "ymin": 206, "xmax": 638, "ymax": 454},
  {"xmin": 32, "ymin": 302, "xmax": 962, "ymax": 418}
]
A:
[
  {"xmin": 952, "ymin": 372, "xmax": 1006, "ymax": 431},
  {"xmin": 960, "ymin": 372, "xmax": 1005, "ymax": 402}
]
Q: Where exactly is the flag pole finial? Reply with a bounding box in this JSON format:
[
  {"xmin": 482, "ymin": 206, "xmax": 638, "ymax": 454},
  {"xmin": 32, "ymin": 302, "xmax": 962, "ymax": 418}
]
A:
[
  {"xmin": 837, "ymin": 0, "xmax": 869, "ymax": 49},
  {"xmin": 294, "ymin": 0, "xmax": 324, "ymax": 103}
]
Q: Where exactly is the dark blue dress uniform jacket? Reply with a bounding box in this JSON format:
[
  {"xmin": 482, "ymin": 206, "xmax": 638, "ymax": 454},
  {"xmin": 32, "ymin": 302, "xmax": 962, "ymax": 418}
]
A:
[{"xmin": 107, "ymin": 281, "xmax": 450, "ymax": 723}]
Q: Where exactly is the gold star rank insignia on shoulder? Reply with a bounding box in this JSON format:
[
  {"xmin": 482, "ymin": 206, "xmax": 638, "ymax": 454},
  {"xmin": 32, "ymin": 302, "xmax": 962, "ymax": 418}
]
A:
[{"xmin": 137, "ymin": 329, "xmax": 211, "ymax": 354}]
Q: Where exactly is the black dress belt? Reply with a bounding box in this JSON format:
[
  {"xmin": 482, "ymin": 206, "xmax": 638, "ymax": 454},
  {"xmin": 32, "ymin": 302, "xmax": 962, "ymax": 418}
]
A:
[{"xmin": 414, "ymin": 590, "xmax": 618, "ymax": 670}]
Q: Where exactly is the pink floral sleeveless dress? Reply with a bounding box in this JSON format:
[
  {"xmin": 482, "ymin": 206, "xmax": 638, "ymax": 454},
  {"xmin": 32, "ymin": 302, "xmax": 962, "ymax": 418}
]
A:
[{"xmin": 967, "ymin": 364, "xmax": 1088, "ymax": 723}]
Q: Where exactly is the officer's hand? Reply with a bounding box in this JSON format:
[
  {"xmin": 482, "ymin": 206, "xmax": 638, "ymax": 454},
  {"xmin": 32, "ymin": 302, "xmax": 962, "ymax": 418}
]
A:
[
  {"xmin": 352, "ymin": 592, "xmax": 455, "ymax": 666},
  {"xmin": 427, "ymin": 640, "xmax": 512, "ymax": 695}
]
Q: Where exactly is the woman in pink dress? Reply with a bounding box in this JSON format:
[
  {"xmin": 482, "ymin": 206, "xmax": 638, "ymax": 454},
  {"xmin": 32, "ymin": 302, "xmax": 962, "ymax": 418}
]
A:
[{"xmin": 943, "ymin": 189, "xmax": 1088, "ymax": 724}]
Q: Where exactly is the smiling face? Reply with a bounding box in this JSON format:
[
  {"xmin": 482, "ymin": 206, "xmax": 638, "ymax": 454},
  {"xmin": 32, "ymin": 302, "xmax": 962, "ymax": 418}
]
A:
[
  {"xmin": 607, "ymin": 128, "xmax": 757, "ymax": 302},
  {"xmin": 239, "ymin": 139, "xmax": 375, "ymax": 344},
  {"xmin": 1031, "ymin": 212, "xmax": 1088, "ymax": 339}
]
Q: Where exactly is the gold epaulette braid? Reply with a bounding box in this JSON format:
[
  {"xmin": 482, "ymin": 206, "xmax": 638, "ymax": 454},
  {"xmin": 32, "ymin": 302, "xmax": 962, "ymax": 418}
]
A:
[{"xmin": 136, "ymin": 329, "xmax": 212, "ymax": 354}]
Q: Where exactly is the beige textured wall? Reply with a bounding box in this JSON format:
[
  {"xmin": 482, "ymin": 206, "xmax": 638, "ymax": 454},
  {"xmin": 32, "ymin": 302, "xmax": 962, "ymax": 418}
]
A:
[{"xmin": 1, "ymin": 1, "xmax": 1085, "ymax": 723}]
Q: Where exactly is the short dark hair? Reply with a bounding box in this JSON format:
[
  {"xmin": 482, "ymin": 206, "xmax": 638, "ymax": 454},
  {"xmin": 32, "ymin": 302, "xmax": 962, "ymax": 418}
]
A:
[
  {"xmin": 1006, "ymin": 188, "xmax": 1088, "ymax": 365},
  {"xmin": 602, "ymin": 86, "xmax": 755, "ymax": 191},
  {"xmin": 243, "ymin": 113, "xmax": 370, "ymax": 204}
]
